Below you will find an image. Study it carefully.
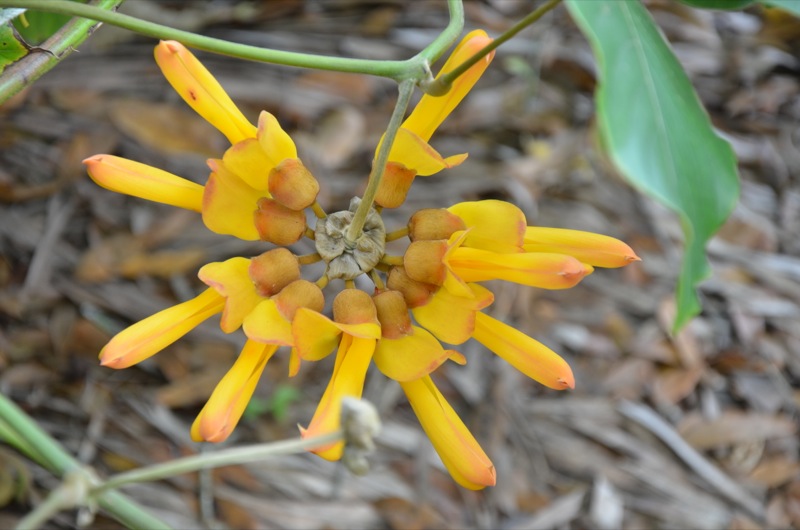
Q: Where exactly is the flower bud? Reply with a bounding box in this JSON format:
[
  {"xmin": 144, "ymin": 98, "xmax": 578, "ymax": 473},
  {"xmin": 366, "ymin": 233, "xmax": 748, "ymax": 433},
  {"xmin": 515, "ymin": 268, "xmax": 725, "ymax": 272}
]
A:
[
  {"xmin": 254, "ymin": 197, "xmax": 307, "ymax": 245},
  {"xmin": 248, "ymin": 248, "xmax": 301, "ymax": 297},
  {"xmin": 403, "ymin": 240, "xmax": 448, "ymax": 285},
  {"xmin": 386, "ymin": 266, "xmax": 437, "ymax": 308},
  {"xmin": 373, "ymin": 290, "xmax": 412, "ymax": 339},
  {"xmin": 269, "ymin": 158, "xmax": 320, "ymax": 211},
  {"xmin": 374, "ymin": 162, "xmax": 417, "ymax": 209},
  {"xmin": 333, "ymin": 289, "xmax": 378, "ymax": 325},
  {"xmin": 274, "ymin": 280, "xmax": 325, "ymax": 320},
  {"xmin": 409, "ymin": 208, "xmax": 466, "ymax": 241}
]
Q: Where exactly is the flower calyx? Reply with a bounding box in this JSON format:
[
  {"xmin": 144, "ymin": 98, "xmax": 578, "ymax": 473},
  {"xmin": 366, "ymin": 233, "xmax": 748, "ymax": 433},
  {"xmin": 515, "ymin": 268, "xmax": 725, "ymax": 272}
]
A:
[{"xmin": 315, "ymin": 197, "xmax": 386, "ymax": 280}]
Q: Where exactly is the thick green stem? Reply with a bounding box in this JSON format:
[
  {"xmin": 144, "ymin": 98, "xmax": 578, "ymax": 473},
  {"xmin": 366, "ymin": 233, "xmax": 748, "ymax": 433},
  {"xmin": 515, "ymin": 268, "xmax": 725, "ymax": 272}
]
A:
[
  {"xmin": 344, "ymin": 79, "xmax": 416, "ymax": 245},
  {"xmin": 0, "ymin": 0, "xmax": 123, "ymax": 104},
  {"xmin": 426, "ymin": 0, "xmax": 562, "ymax": 95},
  {"xmin": 0, "ymin": 394, "xmax": 172, "ymax": 529}
]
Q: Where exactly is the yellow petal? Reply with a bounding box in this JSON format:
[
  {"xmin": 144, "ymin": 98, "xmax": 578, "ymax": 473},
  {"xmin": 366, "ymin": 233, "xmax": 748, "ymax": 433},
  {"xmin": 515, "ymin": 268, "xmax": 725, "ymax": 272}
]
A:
[
  {"xmin": 191, "ymin": 340, "xmax": 277, "ymax": 442},
  {"xmin": 523, "ymin": 227, "xmax": 641, "ymax": 268},
  {"xmin": 99, "ymin": 288, "xmax": 224, "ymax": 368},
  {"xmin": 301, "ymin": 335, "xmax": 376, "ymax": 460},
  {"xmin": 221, "ymin": 138, "xmax": 272, "ymax": 191},
  {"xmin": 449, "ymin": 247, "xmax": 593, "ymax": 289},
  {"xmin": 292, "ymin": 308, "xmax": 342, "ymax": 361},
  {"xmin": 154, "ymin": 41, "xmax": 256, "ymax": 144},
  {"xmin": 257, "ymin": 111, "xmax": 298, "ymax": 168},
  {"xmin": 242, "ymin": 299, "xmax": 294, "ymax": 346},
  {"xmin": 401, "ymin": 30, "xmax": 495, "ymax": 142},
  {"xmin": 202, "ymin": 159, "xmax": 262, "ymax": 241},
  {"xmin": 373, "ymin": 326, "xmax": 456, "ymax": 381},
  {"xmin": 84, "ymin": 155, "xmax": 203, "ymax": 212},
  {"xmin": 387, "ymin": 127, "xmax": 467, "ymax": 176},
  {"xmin": 198, "ymin": 258, "xmax": 264, "ymax": 333},
  {"xmin": 472, "ymin": 312, "xmax": 574, "ymax": 390},
  {"xmin": 400, "ymin": 376, "xmax": 496, "ymax": 490},
  {"xmin": 447, "ymin": 200, "xmax": 526, "ymax": 253},
  {"xmin": 412, "ymin": 283, "xmax": 493, "ymax": 345}
]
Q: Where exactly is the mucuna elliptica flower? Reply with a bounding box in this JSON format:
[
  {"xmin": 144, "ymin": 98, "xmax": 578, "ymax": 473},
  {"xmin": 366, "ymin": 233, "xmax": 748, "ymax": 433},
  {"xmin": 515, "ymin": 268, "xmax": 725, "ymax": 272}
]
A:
[{"xmin": 85, "ymin": 33, "xmax": 639, "ymax": 490}]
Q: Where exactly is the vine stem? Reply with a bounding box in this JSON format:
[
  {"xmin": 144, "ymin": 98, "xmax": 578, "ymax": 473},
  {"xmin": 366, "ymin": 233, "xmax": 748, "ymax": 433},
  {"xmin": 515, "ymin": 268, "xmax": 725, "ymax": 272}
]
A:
[
  {"xmin": 0, "ymin": 0, "xmax": 463, "ymax": 81},
  {"xmin": 426, "ymin": 0, "xmax": 562, "ymax": 94},
  {"xmin": 344, "ymin": 78, "xmax": 416, "ymax": 245}
]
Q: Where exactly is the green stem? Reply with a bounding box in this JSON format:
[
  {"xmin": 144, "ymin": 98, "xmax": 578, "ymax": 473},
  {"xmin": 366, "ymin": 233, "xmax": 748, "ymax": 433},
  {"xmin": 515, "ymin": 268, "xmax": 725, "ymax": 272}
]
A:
[
  {"xmin": 0, "ymin": 394, "xmax": 173, "ymax": 530},
  {"xmin": 0, "ymin": 0, "xmax": 463, "ymax": 81},
  {"xmin": 344, "ymin": 78, "xmax": 416, "ymax": 245},
  {"xmin": 426, "ymin": 0, "xmax": 562, "ymax": 94},
  {"xmin": 94, "ymin": 431, "xmax": 343, "ymax": 494},
  {"xmin": 412, "ymin": 0, "xmax": 464, "ymax": 67},
  {"xmin": 0, "ymin": 0, "xmax": 123, "ymax": 105}
]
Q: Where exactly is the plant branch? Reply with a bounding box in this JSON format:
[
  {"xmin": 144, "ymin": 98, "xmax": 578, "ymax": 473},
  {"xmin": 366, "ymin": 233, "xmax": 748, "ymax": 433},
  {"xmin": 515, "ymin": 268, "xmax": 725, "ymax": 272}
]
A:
[
  {"xmin": 345, "ymin": 78, "xmax": 416, "ymax": 245},
  {"xmin": 426, "ymin": 0, "xmax": 562, "ymax": 95}
]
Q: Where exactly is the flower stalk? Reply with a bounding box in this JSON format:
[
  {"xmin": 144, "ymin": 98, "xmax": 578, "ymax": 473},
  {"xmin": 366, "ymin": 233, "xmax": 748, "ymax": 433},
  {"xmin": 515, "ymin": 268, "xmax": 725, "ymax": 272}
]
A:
[{"xmin": 345, "ymin": 78, "xmax": 416, "ymax": 246}]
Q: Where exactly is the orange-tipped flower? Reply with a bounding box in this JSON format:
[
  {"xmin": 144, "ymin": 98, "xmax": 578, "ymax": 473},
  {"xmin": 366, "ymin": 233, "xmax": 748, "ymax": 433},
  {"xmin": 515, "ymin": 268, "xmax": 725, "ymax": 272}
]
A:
[
  {"xmin": 154, "ymin": 40, "xmax": 256, "ymax": 144},
  {"xmin": 523, "ymin": 227, "xmax": 641, "ymax": 268},
  {"xmin": 83, "ymin": 155, "xmax": 204, "ymax": 212},
  {"xmin": 191, "ymin": 340, "xmax": 278, "ymax": 442},
  {"xmin": 99, "ymin": 288, "xmax": 225, "ymax": 369},
  {"xmin": 400, "ymin": 376, "xmax": 496, "ymax": 490}
]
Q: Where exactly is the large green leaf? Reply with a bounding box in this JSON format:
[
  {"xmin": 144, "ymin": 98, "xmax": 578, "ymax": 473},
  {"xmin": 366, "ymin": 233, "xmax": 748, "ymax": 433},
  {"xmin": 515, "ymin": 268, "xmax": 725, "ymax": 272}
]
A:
[
  {"xmin": 566, "ymin": 0, "xmax": 739, "ymax": 331},
  {"xmin": 758, "ymin": 0, "xmax": 800, "ymax": 16}
]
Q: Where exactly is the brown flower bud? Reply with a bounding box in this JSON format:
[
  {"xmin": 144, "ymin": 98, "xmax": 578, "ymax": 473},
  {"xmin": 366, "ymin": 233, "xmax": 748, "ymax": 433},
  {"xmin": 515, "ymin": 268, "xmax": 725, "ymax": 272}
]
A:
[
  {"xmin": 408, "ymin": 209, "xmax": 466, "ymax": 241},
  {"xmin": 386, "ymin": 266, "xmax": 437, "ymax": 308},
  {"xmin": 373, "ymin": 290, "xmax": 412, "ymax": 339},
  {"xmin": 248, "ymin": 248, "xmax": 301, "ymax": 297},
  {"xmin": 269, "ymin": 158, "xmax": 320, "ymax": 211},
  {"xmin": 274, "ymin": 280, "xmax": 325, "ymax": 320},
  {"xmin": 403, "ymin": 240, "xmax": 448, "ymax": 285},
  {"xmin": 333, "ymin": 289, "xmax": 378, "ymax": 325},
  {"xmin": 374, "ymin": 162, "xmax": 416, "ymax": 209},
  {"xmin": 254, "ymin": 197, "xmax": 307, "ymax": 245}
]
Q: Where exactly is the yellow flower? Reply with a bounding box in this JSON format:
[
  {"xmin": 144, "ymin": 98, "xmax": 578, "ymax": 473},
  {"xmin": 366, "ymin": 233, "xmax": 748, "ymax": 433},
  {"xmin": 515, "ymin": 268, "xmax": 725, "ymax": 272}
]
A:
[
  {"xmin": 84, "ymin": 33, "xmax": 641, "ymax": 491},
  {"xmin": 84, "ymin": 41, "xmax": 319, "ymax": 243},
  {"xmin": 374, "ymin": 30, "xmax": 495, "ymax": 208}
]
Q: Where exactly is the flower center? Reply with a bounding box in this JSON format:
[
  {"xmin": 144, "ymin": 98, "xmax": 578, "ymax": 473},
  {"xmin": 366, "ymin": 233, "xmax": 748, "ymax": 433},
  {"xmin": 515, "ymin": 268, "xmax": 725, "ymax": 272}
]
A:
[{"xmin": 315, "ymin": 198, "xmax": 386, "ymax": 280}]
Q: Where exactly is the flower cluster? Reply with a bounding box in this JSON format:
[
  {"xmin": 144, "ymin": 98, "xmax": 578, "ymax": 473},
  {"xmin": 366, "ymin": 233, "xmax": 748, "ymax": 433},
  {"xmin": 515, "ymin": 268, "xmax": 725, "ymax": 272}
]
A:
[{"xmin": 85, "ymin": 33, "xmax": 639, "ymax": 489}]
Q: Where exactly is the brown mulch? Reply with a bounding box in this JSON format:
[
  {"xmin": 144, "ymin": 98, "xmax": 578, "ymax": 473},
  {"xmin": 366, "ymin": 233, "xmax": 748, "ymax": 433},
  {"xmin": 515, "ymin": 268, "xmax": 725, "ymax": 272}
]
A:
[{"xmin": 1, "ymin": 1, "xmax": 799, "ymax": 528}]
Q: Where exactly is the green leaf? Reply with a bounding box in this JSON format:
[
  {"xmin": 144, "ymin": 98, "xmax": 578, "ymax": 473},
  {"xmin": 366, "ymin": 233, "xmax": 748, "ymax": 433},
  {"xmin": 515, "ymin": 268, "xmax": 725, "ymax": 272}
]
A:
[
  {"xmin": 566, "ymin": 0, "xmax": 739, "ymax": 331},
  {"xmin": 758, "ymin": 0, "xmax": 800, "ymax": 16},
  {"xmin": 13, "ymin": 9, "xmax": 72, "ymax": 45},
  {"xmin": 676, "ymin": 0, "xmax": 754, "ymax": 9},
  {"xmin": 0, "ymin": 23, "xmax": 27, "ymax": 74}
]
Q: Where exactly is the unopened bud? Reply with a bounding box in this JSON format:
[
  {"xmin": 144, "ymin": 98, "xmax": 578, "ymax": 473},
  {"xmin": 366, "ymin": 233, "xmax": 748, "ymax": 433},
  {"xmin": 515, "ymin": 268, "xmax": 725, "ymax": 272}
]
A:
[{"xmin": 269, "ymin": 158, "xmax": 320, "ymax": 211}]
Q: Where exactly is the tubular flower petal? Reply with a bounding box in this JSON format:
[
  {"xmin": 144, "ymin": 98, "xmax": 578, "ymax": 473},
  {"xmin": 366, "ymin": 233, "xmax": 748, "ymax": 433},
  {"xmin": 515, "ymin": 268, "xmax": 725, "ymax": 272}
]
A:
[
  {"xmin": 400, "ymin": 376, "xmax": 496, "ymax": 490},
  {"xmin": 373, "ymin": 325, "xmax": 459, "ymax": 381},
  {"xmin": 83, "ymin": 155, "xmax": 203, "ymax": 212},
  {"xmin": 257, "ymin": 111, "xmax": 298, "ymax": 168},
  {"xmin": 191, "ymin": 340, "xmax": 278, "ymax": 442},
  {"xmin": 300, "ymin": 334, "xmax": 376, "ymax": 460},
  {"xmin": 154, "ymin": 40, "xmax": 256, "ymax": 144},
  {"xmin": 99, "ymin": 288, "xmax": 224, "ymax": 369},
  {"xmin": 448, "ymin": 247, "xmax": 593, "ymax": 290},
  {"xmin": 412, "ymin": 283, "xmax": 493, "ymax": 345},
  {"xmin": 447, "ymin": 200, "xmax": 526, "ymax": 253},
  {"xmin": 472, "ymin": 312, "xmax": 574, "ymax": 390},
  {"xmin": 386, "ymin": 128, "xmax": 468, "ymax": 177},
  {"xmin": 203, "ymin": 159, "xmax": 262, "ymax": 241},
  {"xmin": 220, "ymin": 138, "xmax": 272, "ymax": 191},
  {"xmin": 402, "ymin": 30, "xmax": 495, "ymax": 142},
  {"xmin": 243, "ymin": 280, "xmax": 324, "ymax": 345},
  {"xmin": 523, "ymin": 227, "xmax": 641, "ymax": 268},
  {"xmin": 198, "ymin": 258, "xmax": 264, "ymax": 333}
]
